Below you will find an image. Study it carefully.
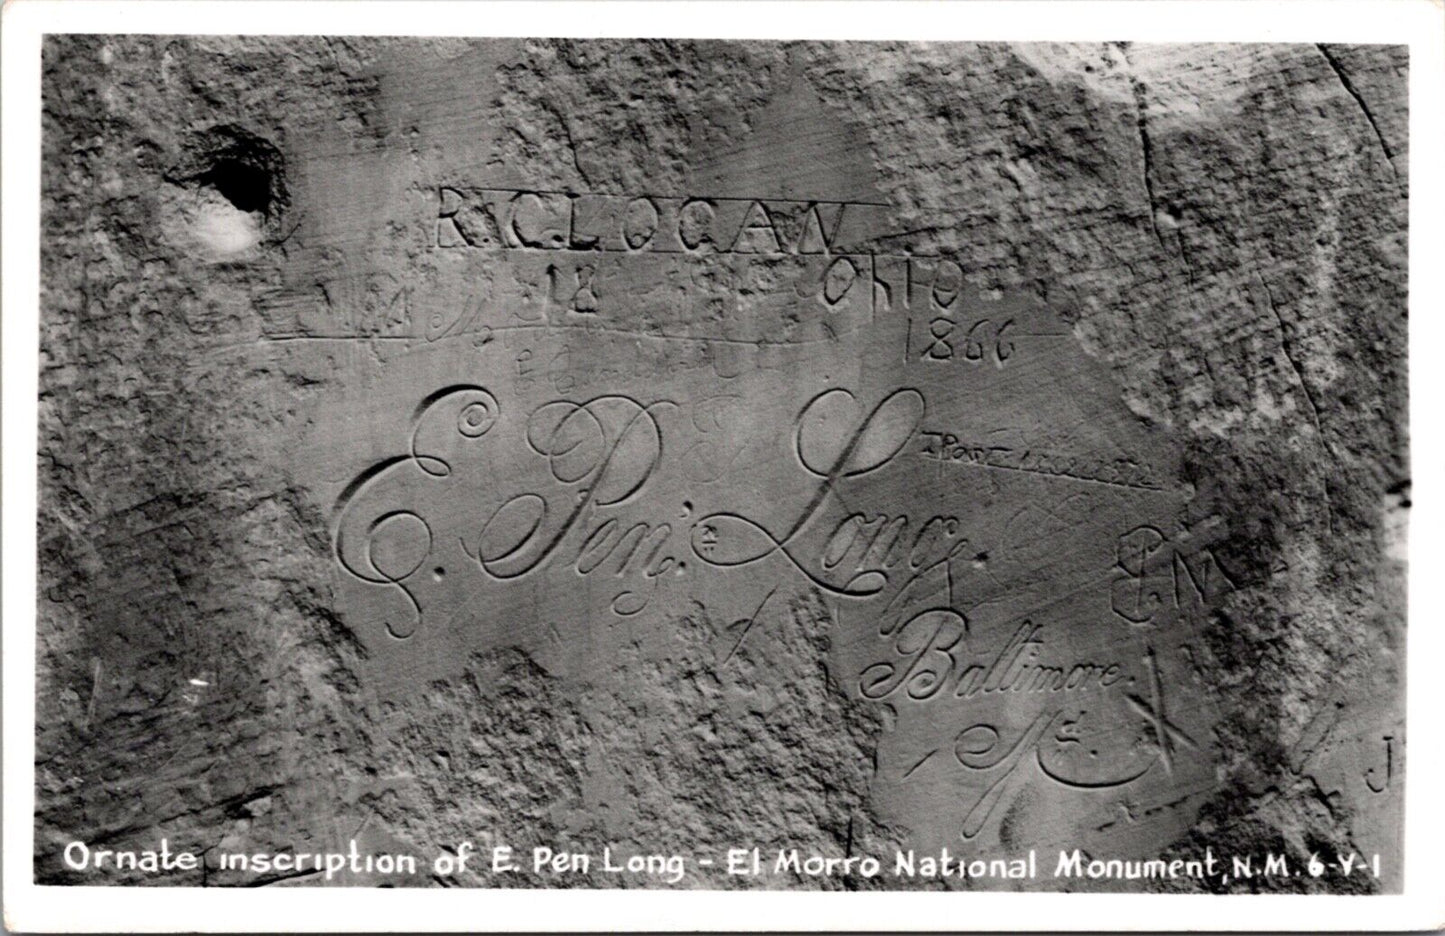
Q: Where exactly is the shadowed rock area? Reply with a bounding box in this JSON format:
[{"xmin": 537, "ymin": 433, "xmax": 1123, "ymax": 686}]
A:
[{"xmin": 36, "ymin": 37, "xmax": 1405, "ymax": 891}]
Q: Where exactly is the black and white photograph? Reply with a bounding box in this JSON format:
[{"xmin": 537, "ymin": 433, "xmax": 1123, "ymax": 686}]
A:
[{"xmin": 4, "ymin": 1, "xmax": 1442, "ymax": 931}]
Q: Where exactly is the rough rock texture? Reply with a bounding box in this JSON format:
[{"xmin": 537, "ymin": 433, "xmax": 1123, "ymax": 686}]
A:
[{"xmin": 36, "ymin": 37, "xmax": 1406, "ymax": 891}]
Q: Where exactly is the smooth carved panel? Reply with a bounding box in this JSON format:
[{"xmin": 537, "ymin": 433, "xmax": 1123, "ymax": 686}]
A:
[
  {"xmin": 315, "ymin": 210, "xmax": 1226, "ymax": 859},
  {"xmin": 37, "ymin": 36, "xmax": 1407, "ymax": 892}
]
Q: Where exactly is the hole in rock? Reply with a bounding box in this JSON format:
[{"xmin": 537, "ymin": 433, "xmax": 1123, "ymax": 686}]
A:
[
  {"xmin": 164, "ymin": 126, "xmax": 288, "ymax": 260},
  {"xmin": 197, "ymin": 158, "xmax": 274, "ymax": 215}
]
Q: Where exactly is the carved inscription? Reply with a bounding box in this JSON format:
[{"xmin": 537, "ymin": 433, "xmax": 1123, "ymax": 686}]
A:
[
  {"xmin": 859, "ymin": 618, "xmax": 1126, "ymax": 702},
  {"xmin": 333, "ymin": 387, "xmax": 690, "ymax": 636},
  {"xmin": 1111, "ymin": 523, "xmax": 1235, "ymax": 626},
  {"xmin": 436, "ymin": 188, "xmax": 873, "ymax": 256},
  {"xmin": 944, "ymin": 638, "xmax": 1204, "ymax": 839},
  {"xmin": 1365, "ymin": 735, "xmax": 1395, "ymax": 794},
  {"xmin": 315, "ymin": 180, "xmax": 1236, "ymax": 860},
  {"xmin": 264, "ymin": 187, "xmax": 1065, "ymax": 369},
  {"xmin": 332, "ymin": 385, "xmax": 502, "ymax": 639},
  {"xmin": 953, "ymin": 708, "xmax": 1158, "ymax": 839},
  {"xmin": 919, "ymin": 430, "xmax": 1164, "ymax": 491},
  {"xmin": 433, "ymin": 188, "xmax": 881, "ymax": 324}
]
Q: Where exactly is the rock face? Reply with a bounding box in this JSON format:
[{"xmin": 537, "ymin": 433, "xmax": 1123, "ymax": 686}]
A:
[{"xmin": 36, "ymin": 37, "xmax": 1406, "ymax": 891}]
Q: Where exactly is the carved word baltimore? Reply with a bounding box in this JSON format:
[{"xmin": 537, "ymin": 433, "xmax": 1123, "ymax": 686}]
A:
[{"xmin": 860, "ymin": 617, "xmax": 1125, "ymax": 702}]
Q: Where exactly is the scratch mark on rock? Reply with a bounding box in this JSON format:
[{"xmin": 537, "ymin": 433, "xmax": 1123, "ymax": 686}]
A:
[
  {"xmin": 1120, "ymin": 43, "xmax": 1166, "ymax": 250},
  {"xmin": 722, "ymin": 584, "xmax": 778, "ymax": 666},
  {"xmin": 1258, "ymin": 277, "xmax": 1336, "ymax": 533},
  {"xmin": 1316, "ymin": 44, "xmax": 1401, "ymax": 187},
  {"xmin": 86, "ymin": 657, "xmax": 102, "ymax": 729},
  {"xmin": 903, "ymin": 749, "xmax": 937, "ymax": 779}
]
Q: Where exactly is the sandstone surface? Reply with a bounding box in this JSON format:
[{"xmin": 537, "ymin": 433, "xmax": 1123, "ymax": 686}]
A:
[{"xmin": 36, "ymin": 37, "xmax": 1407, "ymax": 891}]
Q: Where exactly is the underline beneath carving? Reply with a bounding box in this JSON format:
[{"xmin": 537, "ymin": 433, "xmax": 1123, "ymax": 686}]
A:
[
  {"xmin": 431, "ymin": 243, "xmax": 988, "ymax": 263},
  {"xmin": 257, "ymin": 322, "xmax": 864, "ymax": 347}
]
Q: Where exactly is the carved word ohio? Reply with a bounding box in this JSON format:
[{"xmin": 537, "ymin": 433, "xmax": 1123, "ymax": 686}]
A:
[{"xmin": 436, "ymin": 187, "xmax": 873, "ymax": 256}]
